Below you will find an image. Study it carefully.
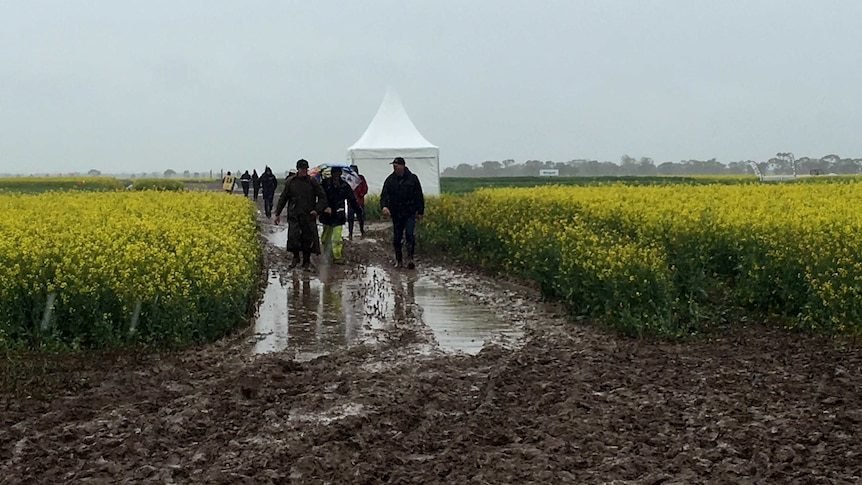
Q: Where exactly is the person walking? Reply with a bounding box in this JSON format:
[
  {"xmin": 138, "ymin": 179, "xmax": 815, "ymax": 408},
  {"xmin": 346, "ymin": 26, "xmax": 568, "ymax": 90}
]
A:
[
  {"xmin": 239, "ymin": 170, "xmax": 252, "ymax": 197},
  {"xmin": 222, "ymin": 171, "xmax": 236, "ymax": 193},
  {"xmin": 259, "ymin": 166, "xmax": 278, "ymax": 218},
  {"xmin": 320, "ymin": 166, "xmax": 362, "ymax": 264},
  {"xmin": 380, "ymin": 157, "xmax": 424, "ymax": 269},
  {"xmin": 274, "ymin": 159, "xmax": 328, "ymax": 270},
  {"xmin": 252, "ymin": 169, "xmax": 260, "ymax": 200},
  {"xmin": 348, "ymin": 164, "xmax": 368, "ymax": 239}
]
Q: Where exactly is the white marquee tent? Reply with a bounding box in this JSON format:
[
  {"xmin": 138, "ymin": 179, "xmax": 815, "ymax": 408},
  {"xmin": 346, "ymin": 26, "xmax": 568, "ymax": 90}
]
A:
[{"xmin": 347, "ymin": 89, "xmax": 440, "ymax": 195}]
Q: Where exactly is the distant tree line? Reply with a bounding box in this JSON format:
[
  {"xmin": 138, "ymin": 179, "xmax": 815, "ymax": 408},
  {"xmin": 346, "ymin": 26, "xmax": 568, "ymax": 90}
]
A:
[{"xmin": 441, "ymin": 154, "xmax": 862, "ymax": 177}]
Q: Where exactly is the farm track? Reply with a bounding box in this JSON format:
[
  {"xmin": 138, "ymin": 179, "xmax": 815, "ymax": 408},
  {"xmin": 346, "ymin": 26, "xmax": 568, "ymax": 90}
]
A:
[{"xmin": 2, "ymin": 192, "xmax": 861, "ymax": 483}]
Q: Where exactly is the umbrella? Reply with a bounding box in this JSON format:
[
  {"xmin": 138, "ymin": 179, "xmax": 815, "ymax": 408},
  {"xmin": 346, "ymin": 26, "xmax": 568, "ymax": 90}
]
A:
[{"xmin": 309, "ymin": 163, "xmax": 362, "ymax": 190}]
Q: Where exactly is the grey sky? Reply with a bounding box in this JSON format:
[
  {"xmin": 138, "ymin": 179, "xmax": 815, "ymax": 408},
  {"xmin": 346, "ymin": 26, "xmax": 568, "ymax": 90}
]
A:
[{"xmin": 2, "ymin": 0, "xmax": 860, "ymax": 175}]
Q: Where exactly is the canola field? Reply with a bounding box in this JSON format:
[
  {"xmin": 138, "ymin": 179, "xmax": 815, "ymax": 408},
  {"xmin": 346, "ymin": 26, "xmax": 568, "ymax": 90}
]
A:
[
  {"xmin": 421, "ymin": 180, "xmax": 862, "ymax": 337},
  {"xmin": 0, "ymin": 191, "xmax": 259, "ymax": 349}
]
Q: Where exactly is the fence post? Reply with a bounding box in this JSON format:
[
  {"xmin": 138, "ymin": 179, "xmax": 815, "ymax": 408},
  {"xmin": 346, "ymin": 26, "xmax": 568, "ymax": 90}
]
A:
[
  {"xmin": 129, "ymin": 300, "xmax": 143, "ymax": 335},
  {"xmin": 41, "ymin": 291, "xmax": 57, "ymax": 331}
]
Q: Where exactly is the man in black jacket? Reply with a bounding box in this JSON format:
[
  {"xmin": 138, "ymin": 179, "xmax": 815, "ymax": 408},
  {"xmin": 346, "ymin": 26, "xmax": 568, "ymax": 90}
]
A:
[
  {"xmin": 259, "ymin": 166, "xmax": 278, "ymax": 218},
  {"xmin": 380, "ymin": 157, "xmax": 424, "ymax": 269},
  {"xmin": 239, "ymin": 170, "xmax": 252, "ymax": 197},
  {"xmin": 251, "ymin": 169, "xmax": 260, "ymax": 200},
  {"xmin": 274, "ymin": 159, "xmax": 328, "ymax": 270}
]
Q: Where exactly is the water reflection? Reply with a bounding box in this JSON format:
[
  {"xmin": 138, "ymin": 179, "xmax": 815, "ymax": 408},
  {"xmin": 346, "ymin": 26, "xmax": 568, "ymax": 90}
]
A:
[
  {"xmin": 253, "ymin": 270, "xmax": 289, "ymax": 354},
  {"xmin": 253, "ymin": 265, "xmax": 521, "ymax": 357},
  {"xmin": 384, "ymin": 269, "xmax": 521, "ymax": 355}
]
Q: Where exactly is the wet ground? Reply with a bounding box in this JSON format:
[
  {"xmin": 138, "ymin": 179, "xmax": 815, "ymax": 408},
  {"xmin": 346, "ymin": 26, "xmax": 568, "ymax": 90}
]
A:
[{"xmin": 2, "ymin": 197, "xmax": 862, "ymax": 484}]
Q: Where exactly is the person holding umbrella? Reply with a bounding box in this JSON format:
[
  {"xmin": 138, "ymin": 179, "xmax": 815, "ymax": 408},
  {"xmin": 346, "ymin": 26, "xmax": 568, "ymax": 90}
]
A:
[
  {"xmin": 319, "ymin": 166, "xmax": 362, "ymax": 264},
  {"xmin": 348, "ymin": 164, "xmax": 368, "ymax": 239}
]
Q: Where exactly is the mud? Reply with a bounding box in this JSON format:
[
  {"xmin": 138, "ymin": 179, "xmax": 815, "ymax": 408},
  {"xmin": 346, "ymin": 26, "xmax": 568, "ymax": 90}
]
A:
[{"xmin": 2, "ymin": 197, "xmax": 862, "ymax": 484}]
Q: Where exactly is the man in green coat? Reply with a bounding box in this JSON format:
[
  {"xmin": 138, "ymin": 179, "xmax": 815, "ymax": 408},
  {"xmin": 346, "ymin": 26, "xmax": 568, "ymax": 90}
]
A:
[{"xmin": 274, "ymin": 159, "xmax": 328, "ymax": 270}]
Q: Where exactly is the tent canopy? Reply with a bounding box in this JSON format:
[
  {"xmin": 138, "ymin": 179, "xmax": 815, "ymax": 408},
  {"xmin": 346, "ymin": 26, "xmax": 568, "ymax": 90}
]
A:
[{"xmin": 347, "ymin": 89, "xmax": 440, "ymax": 196}]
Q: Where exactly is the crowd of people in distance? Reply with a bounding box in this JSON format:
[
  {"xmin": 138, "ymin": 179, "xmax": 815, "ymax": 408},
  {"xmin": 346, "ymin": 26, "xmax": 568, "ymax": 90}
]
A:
[{"xmin": 223, "ymin": 157, "xmax": 424, "ymax": 270}]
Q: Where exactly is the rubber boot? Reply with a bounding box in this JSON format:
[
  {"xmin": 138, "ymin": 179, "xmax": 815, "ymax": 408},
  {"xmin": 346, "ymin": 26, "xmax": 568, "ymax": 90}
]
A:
[
  {"xmin": 406, "ymin": 244, "xmax": 415, "ymax": 270},
  {"xmin": 302, "ymin": 251, "xmax": 312, "ymax": 271},
  {"xmin": 288, "ymin": 251, "xmax": 300, "ymax": 269},
  {"xmin": 393, "ymin": 246, "xmax": 403, "ymax": 268}
]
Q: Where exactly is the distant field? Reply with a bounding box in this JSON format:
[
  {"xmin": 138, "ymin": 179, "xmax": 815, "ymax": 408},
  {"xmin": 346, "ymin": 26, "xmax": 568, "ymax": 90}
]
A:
[
  {"xmin": 439, "ymin": 175, "xmax": 760, "ymax": 194},
  {"xmin": 0, "ymin": 176, "xmax": 124, "ymax": 193}
]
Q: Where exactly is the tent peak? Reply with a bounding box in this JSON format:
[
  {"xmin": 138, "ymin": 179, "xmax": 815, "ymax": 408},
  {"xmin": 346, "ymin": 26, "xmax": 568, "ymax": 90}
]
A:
[{"xmin": 348, "ymin": 90, "xmax": 436, "ymax": 149}]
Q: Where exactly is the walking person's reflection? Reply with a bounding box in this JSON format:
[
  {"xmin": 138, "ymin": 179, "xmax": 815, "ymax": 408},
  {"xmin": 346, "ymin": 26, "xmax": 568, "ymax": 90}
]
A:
[
  {"xmin": 392, "ymin": 272, "xmax": 418, "ymax": 322},
  {"xmin": 288, "ymin": 273, "xmax": 317, "ymax": 350}
]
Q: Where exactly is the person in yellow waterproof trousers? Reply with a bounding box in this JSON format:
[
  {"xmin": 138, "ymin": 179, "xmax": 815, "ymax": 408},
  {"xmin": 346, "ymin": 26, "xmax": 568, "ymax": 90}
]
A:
[{"xmin": 320, "ymin": 166, "xmax": 363, "ymax": 264}]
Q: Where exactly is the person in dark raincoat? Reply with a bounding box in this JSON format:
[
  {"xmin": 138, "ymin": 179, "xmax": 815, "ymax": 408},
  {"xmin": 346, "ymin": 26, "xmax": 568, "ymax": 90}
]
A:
[
  {"xmin": 251, "ymin": 169, "xmax": 260, "ymax": 200},
  {"xmin": 274, "ymin": 159, "xmax": 327, "ymax": 270},
  {"xmin": 239, "ymin": 170, "xmax": 252, "ymax": 197},
  {"xmin": 380, "ymin": 157, "xmax": 424, "ymax": 269},
  {"xmin": 259, "ymin": 166, "xmax": 278, "ymax": 218}
]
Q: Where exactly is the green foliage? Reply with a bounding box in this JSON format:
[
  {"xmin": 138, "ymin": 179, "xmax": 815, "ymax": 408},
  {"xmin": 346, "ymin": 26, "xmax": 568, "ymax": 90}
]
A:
[
  {"xmin": 363, "ymin": 194, "xmax": 382, "ymax": 220},
  {"xmin": 0, "ymin": 176, "xmax": 124, "ymax": 193},
  {"xmin": 440, "ymin": 175, "xmax": 758, "ymax": 194},
  {"xmin": 129, "ymin": 178, "xmax": 186, "ymax": 191}
]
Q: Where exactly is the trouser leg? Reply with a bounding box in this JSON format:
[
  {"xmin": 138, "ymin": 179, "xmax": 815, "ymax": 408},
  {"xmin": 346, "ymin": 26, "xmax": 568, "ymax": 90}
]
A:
[
  {"xmin": 331, "ymin": 225, "xmax": 343, "ymax": 261},
  {"xmin": 404, "ymin": 216, "xmax": 416, "ymax": 258},
  {"xmin": 392, "ymin": 217, "xmax": 406, "ymax": 265},
  {"xmin": 320, "ymin": 225, "xmax": 334, "ymax": 261}
]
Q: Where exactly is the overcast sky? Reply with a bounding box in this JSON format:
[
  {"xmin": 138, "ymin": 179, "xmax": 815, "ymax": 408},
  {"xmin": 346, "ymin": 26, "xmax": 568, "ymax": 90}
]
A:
[{"xmin": 2, "ymin": 0, "xmax": 860, "ymax": 174}]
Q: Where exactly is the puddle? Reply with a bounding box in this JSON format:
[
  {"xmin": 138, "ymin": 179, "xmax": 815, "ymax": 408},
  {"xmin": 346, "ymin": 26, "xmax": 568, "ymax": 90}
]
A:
[
  {"xmin": 252, "ymin": 265, "xmax": 394, "ymax": 359},
  {"xmin": 410, "ymin": 276, "xmax": 522, "ymax": 354},
  {"xmin": 265, "ymin": 225, "xmax": 377, "ymax": 247},
  {"xmin": 253, "ymin": 263, "xmax": 521, "ymax": 357},
  {"xmin": 253, "ymin": 271, "xmax": 290, "ymax": 354},
  {"xmin": 263, "ymin": 227, "xmax": 288, "ymax": 248}
]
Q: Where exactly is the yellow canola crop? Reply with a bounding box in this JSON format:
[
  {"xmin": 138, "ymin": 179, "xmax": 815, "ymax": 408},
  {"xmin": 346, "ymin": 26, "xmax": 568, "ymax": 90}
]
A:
[
  {"xmin": 0, "ymin": 191, "xmax": 259, "ymax": 349},
  {"xmin": 421, "ymin": 181, "xmax": 862, "ymax": 337}
]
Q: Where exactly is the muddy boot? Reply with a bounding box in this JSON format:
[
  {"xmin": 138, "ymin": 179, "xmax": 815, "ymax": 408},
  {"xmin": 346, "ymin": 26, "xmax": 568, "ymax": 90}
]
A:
[
  {"xmin": 288, "ymin": 251, "xmax": 300, "ymax": 269},
  {"xmin": 406, "ymin": 245, "xmax": 415, "ymax": 270},
  {"xmin": 301, "ymin": 251, "xmax": 312, "ymax": 271},
  {"xmin": 393, "ymin": 247, "xmax": 403, "ymax": 268},
  {"xmin": 359, "ymin": 219, "xmax": 365, "ymax": 236}
]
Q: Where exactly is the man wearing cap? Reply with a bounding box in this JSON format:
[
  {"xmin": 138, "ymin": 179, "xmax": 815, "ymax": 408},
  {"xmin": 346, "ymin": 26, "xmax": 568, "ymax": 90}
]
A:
[
  {"xmin": 274, "ymin": 159, "xmax": 328, "ymax": 270},
  {"xmin": 380, "ymin": 156, "xmax": 425, "ymax": 269}
]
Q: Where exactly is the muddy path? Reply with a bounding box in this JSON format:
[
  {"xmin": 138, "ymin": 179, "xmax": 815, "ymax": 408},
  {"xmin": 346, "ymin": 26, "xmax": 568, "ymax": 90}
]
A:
[{"xmin": 2, "ymin": 199, "xmax": 862, "ymax": 484}]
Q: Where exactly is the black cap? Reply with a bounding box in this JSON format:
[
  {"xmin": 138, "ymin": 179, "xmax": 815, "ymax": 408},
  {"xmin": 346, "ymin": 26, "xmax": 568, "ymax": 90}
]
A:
[
  {"xmin": 330, "ymin": 166, "xmax": 343, "ymax": 174},
  {"xmin": 391, "ymin": 157, "xmax": 406, "ymax": 166},
  {"xmin": 296, "ymin": 159, "xmax": 309, "ymax": 169}
]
